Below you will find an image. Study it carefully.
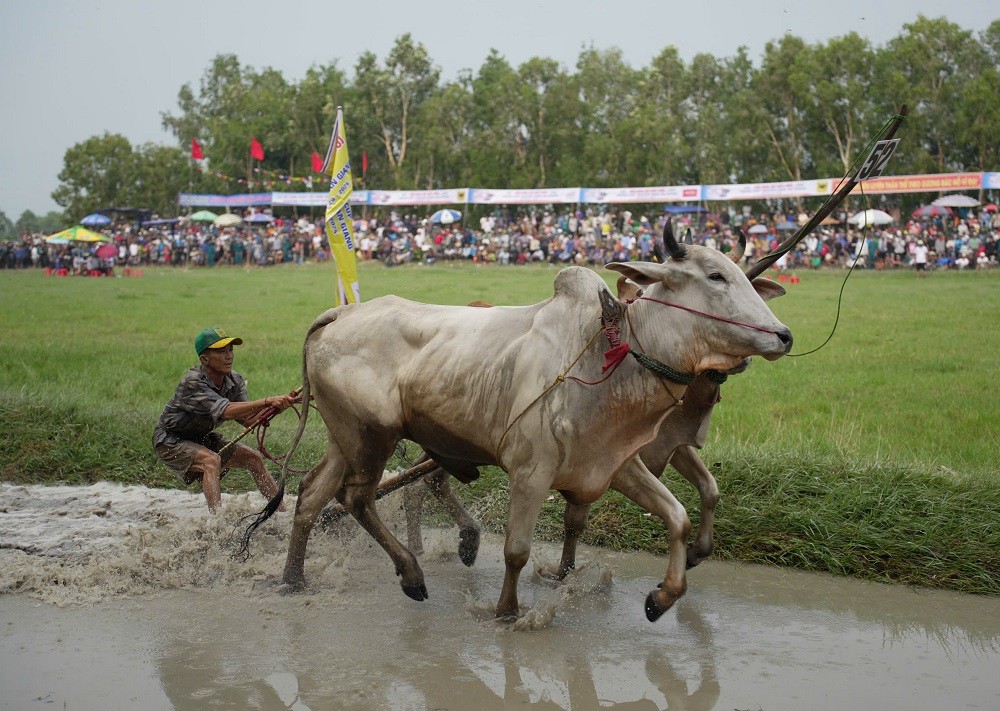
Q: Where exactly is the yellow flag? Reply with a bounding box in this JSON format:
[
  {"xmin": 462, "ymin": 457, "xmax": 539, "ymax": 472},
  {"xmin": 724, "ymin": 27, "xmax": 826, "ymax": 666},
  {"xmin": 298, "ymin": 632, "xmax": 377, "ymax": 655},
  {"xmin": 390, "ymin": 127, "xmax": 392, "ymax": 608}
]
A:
[{"xmin": 322, "ymin": 107, "xmax": 360, "ymax": 305}]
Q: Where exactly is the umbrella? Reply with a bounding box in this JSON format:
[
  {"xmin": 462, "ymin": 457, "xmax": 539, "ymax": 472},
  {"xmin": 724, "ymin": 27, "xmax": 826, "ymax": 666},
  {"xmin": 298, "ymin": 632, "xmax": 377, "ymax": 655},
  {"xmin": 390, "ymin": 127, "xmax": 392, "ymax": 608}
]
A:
[
  {"xmin": 747, "ymin": 224, "xmax": 770, "ymax": 234},
  {"xmin": 45, "ymin": 225, "xmax": 110, "ymax": 243},
  {"xmin": 912, "ymin": 205, "xmax": 952, "ymax": 219},
  {"xmin": 430, "ymin": 209, "xmax": 462, "ymax": 225},
  {"xmin": 776, "ymin": 221, "xmax": 798, "ymax": 231},
  {"xmin": 141, "ymin": 218, "xmax": 179, "ymax": 227},
  {"xmin": 663, "ymin": 205, "xmax": 708, "ymax": 214},
  {"xmin": 95, "ymin": 243, "xmax": 118, "ymax": 259},
  {"xmin": 848, "ymin": 209, "xmax": 894, "ymax": 227},
  {"xmin": 214, "ymin": 213, "xmax": 243, "ymax": 227},
  {"xmin": 931, "ymin": 194, "xmax": 980, "ymax": 208},
  {"xmin": 244, "ymin": 213, "xmax": 274, "ymax": 223},
  {"xmin": 189, "ymin": 210, "xmax": 218, "ymax": 223},
  {"xmin": 80, "ymin": 213, "xmax": 111, "ymax": 227},
  {"xmin": 820, "ymin": 216, "xmax": 841, "ymax": 225}
]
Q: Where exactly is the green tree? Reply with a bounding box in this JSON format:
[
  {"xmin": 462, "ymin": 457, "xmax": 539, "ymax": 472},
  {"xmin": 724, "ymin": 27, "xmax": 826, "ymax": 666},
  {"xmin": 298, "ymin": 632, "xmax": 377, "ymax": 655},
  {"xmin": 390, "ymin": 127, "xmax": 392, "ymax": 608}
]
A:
[
  {"xmin": 353, "ymin": 34, "xmax": 441, "ymax": 187},
  {"xmin": 803, "ymin": 33, "xmax": 880, "ymax": 178},
  {"xmin": 617, "ymin": 46, "xmax": 693, "ymax": 188},
  {"xmin": 133, "ymin": 143, "xmax": 193, "ymax": 215},
  {"xmin": 467, "ymin": 50, "xmax": 524, "ymax": 187},
  {"xmin": 0, "ymin": 209, "xmax": 14, "ymax": 238},
  {"xmin": 14, "ymin": 210, "xmax": 42, "ymax": 235},
  {"xmin": 410, "ymin": 76, "xmax": 474, "ymax": 189},
  {"xmin": 52, "ymin": 133, "xmax": 138, "ymax": 219},
  {"xmin": 575, "ymin": 47, "xmax": 643, "ymax": 186},
  {"xmin": 754, "ymin": 35, "xmax": 815, "ymax": 183},
  {"xmin": 37, "ymin": 212, "xmax": 66, "ymax": 234},
  {"xmin": 952, "ymin": 71, "xmax": 1000, "ymax": 173},
  {"xmin": 881, "ymin": 16, "xmax": 977, "ymax": 174},
  {"xmin": 515, "ymin": 57, "xmax": 580, "ymax": 188},
  {"xmin": 290, "ymin": 63, "xmax": 351, "ymax": 183},
  {"xmin": 711, "ymin": 48, "xmax": 774, "ymax": 185},
  {"xmin": 950, "ymin": 20, "xmax": 1000, "ymax": 173}
]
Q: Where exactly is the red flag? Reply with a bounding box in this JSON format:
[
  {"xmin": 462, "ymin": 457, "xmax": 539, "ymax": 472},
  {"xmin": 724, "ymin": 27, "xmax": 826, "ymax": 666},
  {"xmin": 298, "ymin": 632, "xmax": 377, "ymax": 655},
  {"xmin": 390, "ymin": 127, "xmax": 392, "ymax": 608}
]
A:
[
  {"xmin": 362, "ymin": 149, "xmax": 368, "ymax": 175},
  {"xmin": 311, "ymin": 151, "xmax": 323, "ymax": 174},
  {"xmin": 191, "ymin": 139, "xmax": 204, "ymax": 161},
  {"xmin": 250, "ymin": 137, "xmax": 265, "ymax": 161}
]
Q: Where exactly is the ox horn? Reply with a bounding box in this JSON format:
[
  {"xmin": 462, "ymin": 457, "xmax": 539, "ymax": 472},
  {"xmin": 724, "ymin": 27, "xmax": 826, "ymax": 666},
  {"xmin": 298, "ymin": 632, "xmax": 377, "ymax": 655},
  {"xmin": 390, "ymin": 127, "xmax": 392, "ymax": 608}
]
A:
[
  {"xmin": 652, "ymin": 235, "xmax": 666, "ymax": 263},
  {"xmin": 683, "ymin": 228, "xmax": 694, "ymax": 245},
  {"xmin": 729, "ymin": 229, "xmax": 747, "ymax": 264},
  {"xmin": 662, "ymin": 220, "xmax": 687, "ymax": 260}
]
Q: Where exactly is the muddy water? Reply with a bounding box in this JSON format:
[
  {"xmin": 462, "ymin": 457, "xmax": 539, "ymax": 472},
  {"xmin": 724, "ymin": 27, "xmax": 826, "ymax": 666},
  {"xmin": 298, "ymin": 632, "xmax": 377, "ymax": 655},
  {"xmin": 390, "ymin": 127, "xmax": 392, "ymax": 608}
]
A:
[{"xmin": 1, "ymin": 483, "xmax": 998, "ymax": 710}]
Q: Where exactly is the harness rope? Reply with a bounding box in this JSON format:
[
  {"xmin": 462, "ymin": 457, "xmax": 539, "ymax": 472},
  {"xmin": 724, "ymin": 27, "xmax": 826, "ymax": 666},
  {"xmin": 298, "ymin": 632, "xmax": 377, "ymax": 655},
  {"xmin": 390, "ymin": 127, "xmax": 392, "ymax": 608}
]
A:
[
  {"xmin": 252, "ymin": 403, "xmax": 315, "ymax": 474},
  {"xmin": 494, "ymin": 283, "xmax": 782, "ymax": 459},
  {"xmin": 496, "ymin": 290, "xmax": 712, "ymax": 459},
  {"xmin": 495, "ymin": 325, "xmax": 606, "ymax": 457}
]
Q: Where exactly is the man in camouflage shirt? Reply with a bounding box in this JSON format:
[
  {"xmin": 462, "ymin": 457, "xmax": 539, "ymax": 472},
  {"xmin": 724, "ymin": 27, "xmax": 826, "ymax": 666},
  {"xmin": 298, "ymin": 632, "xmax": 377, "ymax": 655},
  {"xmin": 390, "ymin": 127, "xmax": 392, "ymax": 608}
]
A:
[{"xmin": 153, "ymin": 327, "xmax": 299, "ymax": 512}]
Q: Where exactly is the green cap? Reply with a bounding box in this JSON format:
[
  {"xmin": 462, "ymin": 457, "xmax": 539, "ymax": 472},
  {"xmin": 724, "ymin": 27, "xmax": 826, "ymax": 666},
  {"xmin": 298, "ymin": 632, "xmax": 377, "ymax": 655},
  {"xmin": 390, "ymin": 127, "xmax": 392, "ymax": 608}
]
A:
[{"xmin": 195, "ymin": 327, "xmax": 244, "ymax": 355}]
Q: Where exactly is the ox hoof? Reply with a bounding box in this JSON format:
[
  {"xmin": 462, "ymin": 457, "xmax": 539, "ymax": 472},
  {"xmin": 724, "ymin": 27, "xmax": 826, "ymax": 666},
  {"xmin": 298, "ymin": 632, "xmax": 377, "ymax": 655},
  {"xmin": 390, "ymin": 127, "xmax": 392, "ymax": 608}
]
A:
[
  {"xmin": 685, "ymin": 543, "xmax": 711, "ymax": 569},
  {"xmin": 277, "ymin": 580, "xmax": 306, "ymax": 595},
  {"xmin": 644, "ymin": 589, "xmax": 678, "ymax": 622},
  {"xmin": 458, "ymin": 527, "xmax": 480, "ymax": 567},
  {"xmin": 402, "ymin": 582, "xmax": 429, "ymax": 601},
  {"xmin": 538, "ymin": 562, "xmax": 571, "ymax": 582}
]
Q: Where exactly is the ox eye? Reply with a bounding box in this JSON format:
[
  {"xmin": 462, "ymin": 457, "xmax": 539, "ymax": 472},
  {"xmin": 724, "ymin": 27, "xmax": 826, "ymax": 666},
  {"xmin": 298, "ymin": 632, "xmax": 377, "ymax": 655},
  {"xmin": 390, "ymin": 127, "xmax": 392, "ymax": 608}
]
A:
[{"xmin": 708, "ymin": 272, "xmax": 727, "ymax": 283}]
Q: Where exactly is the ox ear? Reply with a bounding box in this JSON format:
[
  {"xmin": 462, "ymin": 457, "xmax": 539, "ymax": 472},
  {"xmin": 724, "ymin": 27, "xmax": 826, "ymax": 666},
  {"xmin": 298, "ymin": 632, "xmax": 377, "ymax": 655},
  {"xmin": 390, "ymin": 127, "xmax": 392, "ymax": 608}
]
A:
[
  {"xmin": 606, "ymin": 261, "xmax": 673, "ymax": 288},
  {"xmin": 752, "ymin": 276, "xmax": 785, "ymax": 302},
  {"xmin": 615, "ymin": 275, "xmax": 643, "ymax": 301}
]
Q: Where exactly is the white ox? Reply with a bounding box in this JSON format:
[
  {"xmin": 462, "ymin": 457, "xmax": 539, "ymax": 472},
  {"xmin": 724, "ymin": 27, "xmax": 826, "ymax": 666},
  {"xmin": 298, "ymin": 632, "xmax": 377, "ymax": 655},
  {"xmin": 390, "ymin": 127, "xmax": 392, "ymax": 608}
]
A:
[
  {"xmin": 402, "ymin": 268, "xmax": 784, "ymax": 584},
  {"xmin": 273, "ymin": 227, "xmax": 792, "ymax": 621}
]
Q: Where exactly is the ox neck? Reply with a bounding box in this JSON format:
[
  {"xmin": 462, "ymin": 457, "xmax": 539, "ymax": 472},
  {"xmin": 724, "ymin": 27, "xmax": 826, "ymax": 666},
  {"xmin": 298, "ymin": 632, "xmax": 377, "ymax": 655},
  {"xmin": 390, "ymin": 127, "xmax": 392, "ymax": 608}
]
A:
[
  {"xmin": 601, "ymin": 297, "xmax": 698, "ymax": 387},
  {"xmin": 616, "ymin": 297, "xmax": 728, "ymax": 387}
]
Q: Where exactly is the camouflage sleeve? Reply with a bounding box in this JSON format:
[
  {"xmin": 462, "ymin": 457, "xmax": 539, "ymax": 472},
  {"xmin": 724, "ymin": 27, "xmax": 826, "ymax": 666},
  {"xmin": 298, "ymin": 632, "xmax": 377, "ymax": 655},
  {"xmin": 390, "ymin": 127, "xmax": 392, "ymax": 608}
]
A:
[
  {"xmin": 178, "ymin": 374, "xmax": 230, "ymax": 425},
  {"xmin": 231, "ymin": 372, "xmax": 249, "ymax": 403}
]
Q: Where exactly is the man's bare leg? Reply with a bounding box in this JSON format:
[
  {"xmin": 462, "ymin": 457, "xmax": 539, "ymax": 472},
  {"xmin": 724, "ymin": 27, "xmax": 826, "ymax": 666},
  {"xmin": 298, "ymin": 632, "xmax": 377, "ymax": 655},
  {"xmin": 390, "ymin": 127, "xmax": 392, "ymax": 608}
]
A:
[
  {"xmin": 229, "ymin": 444, "xmax": 287, "ymax": 511},
  {"xmin": 191, "ymin": 448, "xmax": 223, "ymax": 513}
]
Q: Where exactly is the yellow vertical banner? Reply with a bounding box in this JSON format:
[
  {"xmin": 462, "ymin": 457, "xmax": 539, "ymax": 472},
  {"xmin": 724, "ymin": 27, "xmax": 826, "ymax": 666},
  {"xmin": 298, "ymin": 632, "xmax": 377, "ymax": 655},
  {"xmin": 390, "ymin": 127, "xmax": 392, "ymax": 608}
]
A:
[{"xmin": 322, "ymin": 106, "xmax": 360, "ymax": 305}]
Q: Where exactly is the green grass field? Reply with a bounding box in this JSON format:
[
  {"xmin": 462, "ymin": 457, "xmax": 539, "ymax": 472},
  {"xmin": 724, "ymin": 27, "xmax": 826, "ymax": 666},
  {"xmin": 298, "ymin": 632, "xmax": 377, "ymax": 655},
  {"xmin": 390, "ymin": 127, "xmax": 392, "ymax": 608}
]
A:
[{"xmin": 2, "ymin": 261, "xmax": 998, "ymax": 594}]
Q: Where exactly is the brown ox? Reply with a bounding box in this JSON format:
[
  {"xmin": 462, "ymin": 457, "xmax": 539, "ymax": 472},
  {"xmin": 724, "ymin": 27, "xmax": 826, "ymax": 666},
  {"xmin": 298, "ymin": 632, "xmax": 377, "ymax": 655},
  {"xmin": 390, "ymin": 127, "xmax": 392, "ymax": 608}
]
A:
[{"xmin": 269, "ymin": 225, "xmax": 791, "ymax": 621}]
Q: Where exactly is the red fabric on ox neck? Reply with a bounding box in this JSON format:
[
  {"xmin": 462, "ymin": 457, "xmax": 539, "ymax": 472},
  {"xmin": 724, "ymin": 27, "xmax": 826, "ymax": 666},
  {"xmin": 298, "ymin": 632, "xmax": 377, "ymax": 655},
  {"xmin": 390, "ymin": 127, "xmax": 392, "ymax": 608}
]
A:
[{"xmin": 602, "ymin": 343, "xmax": 632, "ymax": 372}]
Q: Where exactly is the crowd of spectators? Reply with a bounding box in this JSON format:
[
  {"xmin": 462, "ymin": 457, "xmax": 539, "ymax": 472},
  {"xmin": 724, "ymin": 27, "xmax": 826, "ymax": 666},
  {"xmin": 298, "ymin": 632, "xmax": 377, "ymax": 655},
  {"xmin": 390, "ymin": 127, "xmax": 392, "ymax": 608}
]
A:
[{"xmin": 2, "ymin": 204, "xmax": 998, "ymax": 274}]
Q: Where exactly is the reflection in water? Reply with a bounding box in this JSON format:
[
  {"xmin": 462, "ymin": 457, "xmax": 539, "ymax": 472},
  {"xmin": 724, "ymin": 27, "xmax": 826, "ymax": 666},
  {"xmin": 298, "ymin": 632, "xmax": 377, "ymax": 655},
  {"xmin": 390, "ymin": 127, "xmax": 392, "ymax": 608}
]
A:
[
  {"xmin": 158, "ymin": 636, "xmax": 314, "ymax": 711},
  {"xmin": 265, "ymin": 672, "xmax": 312, "ymax": 711}
]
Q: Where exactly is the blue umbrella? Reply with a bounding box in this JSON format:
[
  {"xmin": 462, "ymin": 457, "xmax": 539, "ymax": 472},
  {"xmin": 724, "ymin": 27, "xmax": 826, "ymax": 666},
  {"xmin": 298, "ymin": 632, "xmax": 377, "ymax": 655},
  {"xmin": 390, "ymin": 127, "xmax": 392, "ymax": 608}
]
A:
[
  {"xmin": 430, "ymin": 209, "xmax": 462, "ymax": 225},
  {"xmin": 81, "ymin": 213, "xmax": 111, "ymax": 227},
  {"xmin": 244, "ymin": 213, "xmax": 274, "ymax": 223},
  {"xmin": 663, "ymin": 205, "xmax": 707, "ymax": 214},
  {"xmin": 776, "ymin": 221, "xmax": 799, "ymax": 231}
]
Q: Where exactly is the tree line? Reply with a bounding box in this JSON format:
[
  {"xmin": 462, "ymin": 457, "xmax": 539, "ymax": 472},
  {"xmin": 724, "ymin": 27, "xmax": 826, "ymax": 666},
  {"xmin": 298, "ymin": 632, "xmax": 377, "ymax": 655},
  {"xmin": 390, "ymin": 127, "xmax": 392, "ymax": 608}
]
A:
[{"xmin": 3, "ymin": 14, "xmax": 998, "ymax": 234}]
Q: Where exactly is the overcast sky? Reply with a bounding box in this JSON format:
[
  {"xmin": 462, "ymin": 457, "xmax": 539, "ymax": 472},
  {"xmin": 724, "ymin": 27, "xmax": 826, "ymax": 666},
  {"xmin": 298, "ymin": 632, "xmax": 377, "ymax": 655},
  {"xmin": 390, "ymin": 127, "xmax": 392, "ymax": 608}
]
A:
[{"xmin": 1, "ymin": 0, "xmax": 995, "ymax": 218}]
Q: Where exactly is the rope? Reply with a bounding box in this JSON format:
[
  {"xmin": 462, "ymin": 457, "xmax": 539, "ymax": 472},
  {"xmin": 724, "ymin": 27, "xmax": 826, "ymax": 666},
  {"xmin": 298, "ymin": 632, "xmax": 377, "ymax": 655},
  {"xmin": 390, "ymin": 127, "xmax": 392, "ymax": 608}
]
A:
[
  {"xmin": 249, "ymin": 402, "xmax": 317, "ymax": 474},
  {"xmin": 787, "ymin": 182, "xmax": 871, "ymax": 358},
  {"xmin": 495, "ymin": 326, "xmax": 605, "ymax": 459},
  {"xmin": 637, "ymin": 295, "xmax": 781, "ymax": 335},
  {"xmin": 630, "ymin": 352, "xmax": 695, "ymax": 384}
]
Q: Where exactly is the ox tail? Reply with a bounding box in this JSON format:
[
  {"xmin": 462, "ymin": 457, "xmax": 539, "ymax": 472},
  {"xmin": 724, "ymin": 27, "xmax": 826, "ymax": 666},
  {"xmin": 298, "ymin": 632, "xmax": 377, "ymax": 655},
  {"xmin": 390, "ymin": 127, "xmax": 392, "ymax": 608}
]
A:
[{"xmin": 236, "ymin": 312, "xmax": 332, "ymax": 559}]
